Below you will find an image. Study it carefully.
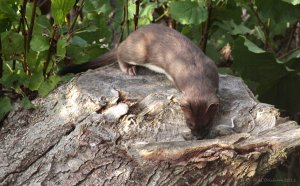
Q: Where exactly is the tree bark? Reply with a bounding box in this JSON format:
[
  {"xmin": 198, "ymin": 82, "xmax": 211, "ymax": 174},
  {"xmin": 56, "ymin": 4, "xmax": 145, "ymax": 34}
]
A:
[{"xmin": 1, "ymin": 64, "xmax": 299, "ymax": 185}]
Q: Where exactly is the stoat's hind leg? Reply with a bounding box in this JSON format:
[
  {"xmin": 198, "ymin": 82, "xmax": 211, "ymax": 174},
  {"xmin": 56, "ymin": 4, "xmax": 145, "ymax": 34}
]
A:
[{"xmin": 118, "ymin": 60, "xmax": 137, "ymax": 76}]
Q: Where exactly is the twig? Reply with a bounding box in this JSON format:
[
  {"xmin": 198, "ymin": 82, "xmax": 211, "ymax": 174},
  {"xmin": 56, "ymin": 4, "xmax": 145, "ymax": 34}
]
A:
[
  {"xmin": 297, "ymin": 23, "xmax": 300, "ymax": 47},
  {"xmin": 19, "ymin": 0, "xmax": 29, "ymax": 73},
  {"xmin": 199, "ymin": 0, "xmax": 213, "ymax": 53},
  {"xmin": 154, "ymin": 10, "xmax": 168, "ymax": 23},
  {"xmin": 248, "ymin": 0, "xmax": 275, "ymax": 54},
  {"xmin": 27, "ymin": 0, "xmax": 38, "ymax": 51},
  {"xmin": 67, "ymin": 0, "xmax": 85, "ymax": 40},
  {"xmin": 0, "ymin": 37, "xmax": 3, "ymax": 96},
  {"xmin": 125, "ymin": 0, "xmax": 130, "ymax": 37},
  {"xmin": 134, "ymin": 0, "xmax": 140, "ymax": 31},
  {"xmin": 119, "ymin": 0, "xmax": 129, "ymax": 43},
  {"xmin": 15, "ymin": 0, "xmax": 27, "ymax": 70},
  {"xmin": 284, "ymin": 23, "xmax": 297, "ymax": 54},
  {"xmin": 44, "ymin": 25, "xmax": 58, "ymax": 77},
  {"xmin": 278, "ymin": 46, "xmax": 300, "ymax": 60}
]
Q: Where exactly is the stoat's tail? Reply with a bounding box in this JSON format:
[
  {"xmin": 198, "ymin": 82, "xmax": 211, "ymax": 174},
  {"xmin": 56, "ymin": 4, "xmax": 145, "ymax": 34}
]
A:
[{"xmin": 58, "ymin": 48, "xmax": 118, "ymax": 75}]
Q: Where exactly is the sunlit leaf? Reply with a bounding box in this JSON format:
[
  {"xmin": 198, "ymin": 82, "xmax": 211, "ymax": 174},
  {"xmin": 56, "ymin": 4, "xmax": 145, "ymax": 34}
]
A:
[
  {"xmin": 170, "ymin": 0, "xmax": 208, "ymax": 25},
  {"xmin": 215, "ymin": 20, "xmax": 251, "ymax": 35},
  {"xmin": 57, "ymin": 37, "xmax": 68, "ymax": 57},
  {"xmin": 282, "ymin": 0, "xmax": 300, "ymax": 5},
  {"xmin": 28, "ymin": 72, "xmax": 44, "ymax": 91},
  {"xmin": 38, "ymin": 75, "xmax": 61, "ymax": 97},
  {"xmin": 20, "ymin": 97, "xmax": 35, "ymax": 109},
  {"xmin": 242, "ymin": 37, "xmax": 265, "ymax": 53},
  {"xmin": 51, "ymin": 0, "xmax": 76, "ymax": 25},
  {"xmin": 30, "ymin": 35, "xmax": 50, "ymax": 52}
]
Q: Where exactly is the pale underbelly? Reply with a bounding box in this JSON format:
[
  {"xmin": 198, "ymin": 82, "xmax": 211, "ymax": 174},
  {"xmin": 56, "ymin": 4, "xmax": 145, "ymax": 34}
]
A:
[{"xmin": 127, "ymin": 61, "xmax": 174, "ymax": 82}]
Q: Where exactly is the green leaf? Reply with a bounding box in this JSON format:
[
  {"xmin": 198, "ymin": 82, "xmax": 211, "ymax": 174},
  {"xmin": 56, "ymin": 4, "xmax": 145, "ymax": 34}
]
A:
[
  {"xmin": 84, "ymin": 0, "xmax": 112, "ymax": 15},
  {"xmin": 38, "ymin": 75, "xmax": 61, "ymax": 97},
  {"xmin": 282, "ymin": 0, "xmax": 300, "ymax": 5},
  {"xmin": 38, "ymin": 82, "xmax": 53, "ymax": 97},
  {"xmin": 27, "ymin": 49, "xmax": 47, "ymax": 72},
  {"xmin": 107, "ymin": 0, "xmax": 124, "ymax": 32},
  {"xmin": 66, "ymin": 44, "xmax": 108, "ymax": 64},
  {"xmin": 283, "ymin": 48, "xmax": 300, "ymax": 62},
  {"xmin": 51, "ymin": 0, "xmax": 76, "ymax": 25},
  {"xmin": 258, "ymin": 72, "xmax": 300, "ymax": 113},
  {"xmin": 30, "ymin": 35, "xmax": 50, "ymax": 52},
  {"xmin": 0, "ymin": 0, "xmax": 18, "ymax": 21},
  {"xmin": 232, "ymin": 37, "xmax": 300, "ymax": 112},
  {"xmin": 57, "ymin": 37, "xmax": 68, "ymax": 57},
  {"xmin": 70, "ymin": 36, "xmax": 88, "ymax": 47},
  {"xmin": 215, "ymin": 20, "xmax": 251, "ymax": 35},
  {"xmin": 0, "ymin": 97, "xmax": 12, "ymax": 121},
  {"xmin": 0, "ymin": 66, "xmax": 28, "ymax": 89},
  {"xmin": 75, "ymin": 25, "xmax": 98, "ymax": 34},
  {"xmin": 1, "ymin": 31, "xmax": 24, "ymax": 60},
  {"xmin": 0, "ymin": 18, "xmax": 11, "ymax": 33},
  {"xmin": 209, "ymin": 26, "xmax": 234, "ymax": 49},
  {"xmin": 55, "ymin": 10, "xmax": 65, "ymax": 25},
  {"xmin": 242, "ymin": 37, "xmax": 265, "ymax": 53},
  {"xmin": 28, "ymin": 72, "xmax": 44, "ymax": 91},
  {"xmin": 206, "ymin": 42, "xmax": 221, "ymax": 63},
  {"xmin": 127, "ymin": 1, "xmax": 156, "ymax": 25},
  {"xmin": 35, "ymin": 15, "xmax": 52, "ymax": 31},
  {"xmin": 139, "ymin": 2, "xmax": 157, "ymax": 25},
  {"xmin": 256, "ymin": 0, "xmax": 300, "ymax": 23},
  {"xmin": 170, "ymin": 0, "xmax": 208, "ymax": 25},
  {"xmin": 232, "ymin": 37, "xmax": 286, "ymax": 84},
  {"xmin": 231, "ymin": 23, "xmax": 251, "ymax": 35},
  {"xmin": 213, "ymin": 1, "xmax": 242, "ymax": 23},
  {"xmin": 128, "ymin": 2, "xmax": 136, "ymax": 20},
  {"xmin": 75, "ymin": 15, "xmax": 111, "ymax": 45},
  {"xmin": 20, "ymin": 97, "xmax": 35, "ymax": 109},
  {"xmin": 253, "ymin": 26, "xmax": 265, "ymax": 42},
  {"xmin": 283, "ymin": 49, "xmax": 300, "ymax": 72},
  {"xmin": 66, "ymin": 45, "xmax": 90, "ymax": 64}
]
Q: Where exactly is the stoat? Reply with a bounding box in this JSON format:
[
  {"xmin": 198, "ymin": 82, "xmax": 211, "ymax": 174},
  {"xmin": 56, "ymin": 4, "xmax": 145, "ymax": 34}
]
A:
[{"xmin": 59, "ymin": 24, "xmax": 219, "ymax": 138}]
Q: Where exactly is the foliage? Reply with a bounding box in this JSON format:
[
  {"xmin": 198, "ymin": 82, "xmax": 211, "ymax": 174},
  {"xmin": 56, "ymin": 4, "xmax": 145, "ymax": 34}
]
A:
[
  {"xmin": 169, "ymin": 0, "xmax": 207, "ymax": 25},
  {"xmin": 0, "ymin": 0, "xmax": 299, "ymax": 124},
  {"xmin": 0, "ymin": 0, "xmax": 299, "ymax": 182}
]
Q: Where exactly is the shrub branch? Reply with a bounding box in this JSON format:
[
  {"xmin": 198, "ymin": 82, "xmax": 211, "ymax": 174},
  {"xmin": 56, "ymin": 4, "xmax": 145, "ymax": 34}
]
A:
[
  {"xmin": 248, "ymin": 0, "xmax": 275, "ymax": 54},
  {"xmin": 199, "ymin": 0, "xmax": 213, "ymax": 53},
  {"xmin": 19, "ymin": 0, "xmax": 30, "ymax": 73},
  {"xmin": 27, "ymin": 0, "xmax": 38, "ymax": 51},
  {"xmin": 67, "ymin": 0, "xmax": 85, "ymax": 39},
  {"xmin": 44, "ymin": 25, "xmax": 58, "ymax": 77},
  {"xmin": 0, "ymin": 38, "xmax": 3, "ymax": 96},
  {"xmin": 134, "ymin": 0, "xmax": 141, "ymax": 31}
]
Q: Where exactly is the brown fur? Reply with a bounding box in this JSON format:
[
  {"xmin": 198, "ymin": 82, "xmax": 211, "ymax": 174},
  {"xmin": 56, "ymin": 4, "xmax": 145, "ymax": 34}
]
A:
[{"xmin": 59, "ymin": 24, "xmax": 219, "ymax": 138}]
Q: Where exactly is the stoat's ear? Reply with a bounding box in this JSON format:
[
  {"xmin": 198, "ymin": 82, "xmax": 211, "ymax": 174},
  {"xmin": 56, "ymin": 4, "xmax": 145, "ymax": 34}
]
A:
[
  {"xmin": 206, "ymin": 94, "xmax": 219, "ymax": 114},
  {"xmin": 206, "ymin": 103, "xmax": 219, "ymax": 115}
]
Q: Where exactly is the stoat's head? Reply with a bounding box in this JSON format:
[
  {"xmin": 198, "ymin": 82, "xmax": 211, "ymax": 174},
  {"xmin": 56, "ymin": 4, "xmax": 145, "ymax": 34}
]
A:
[{"xmin": 180, "ymin": 95, "xmax": 219, "ymax": 139}]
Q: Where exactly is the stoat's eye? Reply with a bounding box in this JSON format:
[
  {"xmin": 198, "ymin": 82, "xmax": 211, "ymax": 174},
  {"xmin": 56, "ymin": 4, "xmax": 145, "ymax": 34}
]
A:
[{"xmin": 180, "ymin": 102, "xmax": 191, "ymax": 111}]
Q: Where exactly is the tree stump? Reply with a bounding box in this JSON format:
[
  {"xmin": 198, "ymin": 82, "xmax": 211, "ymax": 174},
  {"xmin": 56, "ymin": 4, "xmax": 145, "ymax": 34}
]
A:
[{"xmin": 1, "ymin": 64, "xmax": 299, "ymax": 185}]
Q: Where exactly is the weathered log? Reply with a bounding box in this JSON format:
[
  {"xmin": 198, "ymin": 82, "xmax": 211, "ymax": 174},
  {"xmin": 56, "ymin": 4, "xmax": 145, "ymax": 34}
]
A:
[{"xmin": 1, "ymin": 64, "xmax": 299, "ymax": 185}]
